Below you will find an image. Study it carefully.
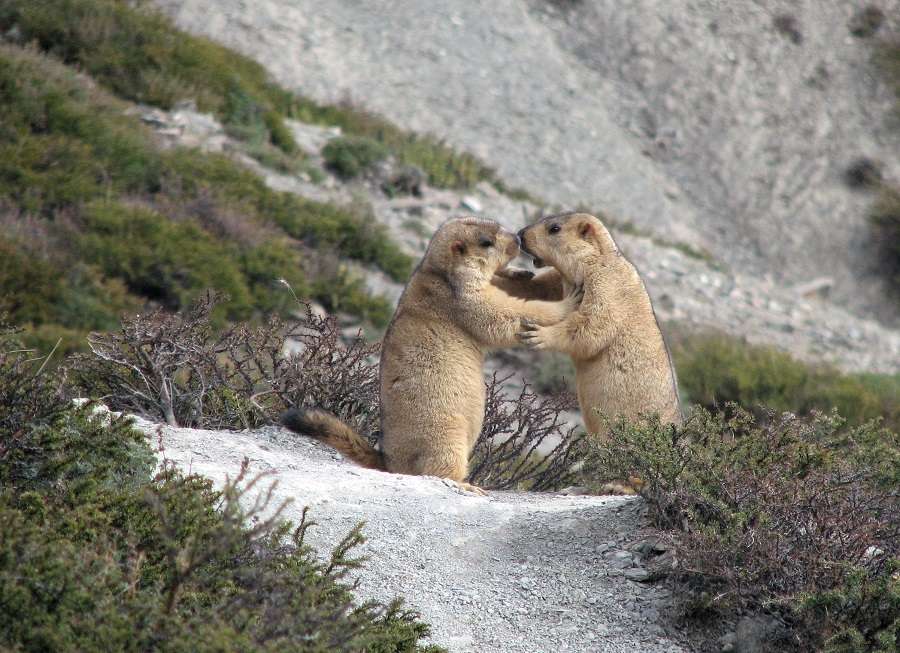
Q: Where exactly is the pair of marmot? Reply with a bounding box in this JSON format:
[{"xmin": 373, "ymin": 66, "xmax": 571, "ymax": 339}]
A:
[{"xmin": 282, "ymin": 213, "xmax": 681, "ymax": 492}]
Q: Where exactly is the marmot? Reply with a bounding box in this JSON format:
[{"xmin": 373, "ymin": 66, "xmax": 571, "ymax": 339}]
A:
[
  {"xmin": 282, "ymin": 217, "xmax": 581, "ymax": 492},
  {"xmin": 516, "ymin": 212, "xmax": 682, "ymax": 436}
]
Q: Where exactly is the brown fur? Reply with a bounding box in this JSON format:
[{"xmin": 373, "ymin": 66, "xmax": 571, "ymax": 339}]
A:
[
  {"xmin": 491, "ymin": 266, "xmax": 565, "ymax": 301},
  {"xmin": 280, "ymin": 408, "xmax": 384, "ymax": 470},
  {"xmin": 282, "ymin": 217, "xmax": 579, "ymax": 492},
  {"xmin": 517, "ymin": 212, "xmax": 682, "ymax": 437}
]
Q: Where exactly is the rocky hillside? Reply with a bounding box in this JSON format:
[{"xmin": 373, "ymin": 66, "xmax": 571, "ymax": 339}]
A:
[
  {"xmin": 152, "ymin": 0, "xmax": 900, "ymax": 325},
  {"xmin": 144, "ymin": 91, "xmax": 900, "ymax": 376}
]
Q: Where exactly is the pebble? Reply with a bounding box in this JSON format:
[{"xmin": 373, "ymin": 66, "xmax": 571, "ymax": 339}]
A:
[{"xmin": 460, "ymin": 195, "xmax": 483, "ymax": 212}]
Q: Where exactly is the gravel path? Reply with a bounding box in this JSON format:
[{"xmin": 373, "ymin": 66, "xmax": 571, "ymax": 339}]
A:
[{"xmin": 137, "ymin": 418, "xmax": 686, "ymax": 653}]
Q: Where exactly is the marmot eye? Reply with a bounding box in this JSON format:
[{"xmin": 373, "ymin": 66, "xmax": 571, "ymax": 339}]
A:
[
  {"xmin": 478, "ymin": 237, "xmax": 494, "ymax": 248},
  {"xmin": 548, "ymin": 224, "xmax": 561, "ymax": 234}
]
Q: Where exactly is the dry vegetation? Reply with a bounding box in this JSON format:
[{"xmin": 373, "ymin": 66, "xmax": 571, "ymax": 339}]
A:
[
  {"xmin": 73, "ymin": 292, "xmax": 586, "ymax": 491},
  {"xmin": 585, "ymin": 408, "xmax": 899, "ymax": 652}
]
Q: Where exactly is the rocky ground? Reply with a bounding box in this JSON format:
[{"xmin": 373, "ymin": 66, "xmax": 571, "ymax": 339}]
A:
[
  {"xmin": 140, "ymin": 104, "xmax": 900, "ymax": 374},
  {"xmin": 138, "ymin": 416, "xmax": 687, "ymax": 653},
  {"xmin": 153, "ymin": 0, "xmax": 900, "ymax": 325}
]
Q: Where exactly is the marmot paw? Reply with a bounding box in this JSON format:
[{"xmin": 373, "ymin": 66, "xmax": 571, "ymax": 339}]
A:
[{"xmin": 518, "ymin": 319, "xmax": 549, "ymax": 350}]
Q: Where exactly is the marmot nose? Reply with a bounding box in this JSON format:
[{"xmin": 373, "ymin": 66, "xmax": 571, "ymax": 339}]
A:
[{"xmin": 516, "ymin": 227, "xmax": 527, "ymax": 243}]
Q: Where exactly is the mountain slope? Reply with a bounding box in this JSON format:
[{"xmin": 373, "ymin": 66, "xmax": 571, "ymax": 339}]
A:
[{"xmin": 152, "ymin": 0, "xmax": 900, "ymax": 324}]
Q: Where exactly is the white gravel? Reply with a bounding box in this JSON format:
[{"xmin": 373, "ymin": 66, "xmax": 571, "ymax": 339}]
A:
[{"xmin": 136, "ymin": 417, "xmax": 686, "ymax": 653}]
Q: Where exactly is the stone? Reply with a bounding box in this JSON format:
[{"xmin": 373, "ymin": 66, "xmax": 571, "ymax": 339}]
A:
[
  {"xmin": 623, "ymin": 567, "xmax": 650, "ymax": 582},
  {"xmin": 733, "ymin": 615, "xmax": 787, "ymax": 653},
  {"xmin": 460, "ymin": 195, "xmax": 483, "ymax": 213},
  {"xmin": 718, "ymin": 631, "xmax": 737, "ymax": 652}
]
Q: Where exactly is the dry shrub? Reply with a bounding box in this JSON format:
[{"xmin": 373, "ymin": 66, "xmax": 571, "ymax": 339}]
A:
[
  {"xmin": 154, "ymin": 187, "xmax": 276, "ymax": 248},
  {"xmin": 469, "ymin": 374, "xmax": 584, "ymax": 490},
  {"xmin": 585, "ymin": 406, "xmax": 900, "ymax": 651},
  {"xmin": 71, "ymin": 291, "xmax": 379, "ymax": 432},
  {"xmin": 73, "ymin": 293, "xmax": 584, "ymax": 490}
]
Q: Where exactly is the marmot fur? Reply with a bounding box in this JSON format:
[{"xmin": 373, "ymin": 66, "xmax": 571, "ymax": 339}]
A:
[
  {"xmin": 282, "ymin": 217, "xmax": 581, "ymax": 492},
  {"xmin": 517, "ymin": 212, "xmax": 681, "ymax": 436}
]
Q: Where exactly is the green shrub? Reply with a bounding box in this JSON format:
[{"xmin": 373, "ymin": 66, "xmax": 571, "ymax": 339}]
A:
[
  {"xmin": 0, "ymin": 44, "xmax": 406, "ymax": 335},
  {"xmin": 0, "ymin": 0, "xmax": 298, "ymax": 155},
  {"xmin": 322, "ymin": 136, "xmax": 389, "ymax": 179},
  {"xmin": 75, "ymin": 201, "xmax": 254, "ymax": 318},
  {"xmin": 164, "ymin": 150, "xmax": 412, "ymax": 282},
  {"xmin": 240, "ymin": 240, "xmax": 310, "ymax": 315},
  {"xmin": 293, "ymin": 99, "xmax": 505, "ymax": 190},
  {"xmin": 0, "ymin": 46, "xmax": 163, "ymax": 214},
  {"xmin": 0, "ymin": 325, "xmax": 442, "ymax": 653},
  {"xmin": 0, "ymin": 236, "xmax": 61, "ymax": 325},
  {"xmin": 584, "ymin": 407, "xmax": 899, "ymax": 652},
  {"xmin": 0, "ymin": 231, "xmax": 139, "ymax": 340},
  {"xmin": 670, "ymin": 329, "xmax": 900, "ymax": 431},
  {"xmin": 870, "ymin": 185, "xmax": 900, "ymax": 293}
]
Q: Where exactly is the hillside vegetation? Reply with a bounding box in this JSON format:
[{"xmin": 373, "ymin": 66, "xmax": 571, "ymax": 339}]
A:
[
  {"xmin": 671, "ymin": 329, "xmax": 900, "ymax": 432},
  {"xmin": 0, "ymin": 324, "xmax": 442, "ymax": 652},
  {"xmin": 0, "ymin": 0, "xmax": 508, "ymax": 191},
  {"xmin": 0, "ymin": 42, "xmax": 403, "ymax": 351},
  {"xmin": 0, "ymin": 0, "xmax": 518, "ymax": 354}
]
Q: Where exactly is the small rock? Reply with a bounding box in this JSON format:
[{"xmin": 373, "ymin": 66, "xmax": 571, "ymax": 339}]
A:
[
  {"xmin": 623, "ymin": 567, "xmax": 650, "ymax": 582},
  {"xmin": 864, "ymin": 545, "xmax": 884, "ymax": 561},
  {"xmin": 719, "ymin": 631, "xmax": 737, "ymax": 652},
  {"xmin": 772, "ymin": 13, "xmax": 803, "ymax": 45},
  {"xmin": 383, "ymin": 165, "xmax": 426, "ymax": 197},
  {"xmin": 849, "ymin": 6, "xmax": 885, "ymax": 38},
  {"xmin": 734, "ymin": 615, "xmax": 788, "ymax": 653},
  {"xmin": 844, "ymin": 157, "xmax": 883, "ymax": 189},
  {"xmin": 461, "ymin": 195, "xmax": 483, "ymax": 212}
]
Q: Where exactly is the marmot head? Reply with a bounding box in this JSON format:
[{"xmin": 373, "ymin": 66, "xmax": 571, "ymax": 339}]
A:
[
  {"xmin": 517, "ymin": 212, "xmax": 619, "ymax": 280},
  {"xmin": 423, "ymin": 216, "xmax": 520, "ymax": 289}
]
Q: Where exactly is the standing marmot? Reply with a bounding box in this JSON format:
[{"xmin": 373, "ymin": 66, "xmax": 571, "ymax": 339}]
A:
[
  {"xmin": 282, "ymin": 217, "xmax": 581, "ymax": 492},
  {"xmin": 517, "ymin": 212, "xmax": 682, "ymax": 436}
]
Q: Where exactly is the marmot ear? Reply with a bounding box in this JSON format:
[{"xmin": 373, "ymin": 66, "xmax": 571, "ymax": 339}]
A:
[
  {"xmin": 579, "ymin": 222, "xmax": 596, "ymax": 239},
  {"xmin": 452, "ymin": 240, "xmax": 467, "ymax": 256}
]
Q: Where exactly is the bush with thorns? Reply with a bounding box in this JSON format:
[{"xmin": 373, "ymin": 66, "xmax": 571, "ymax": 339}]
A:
[
  {"xmin": 73, "ymin": 292, "xmax": 585, "ymax": 491},
  {"xmin": 584, "ymin": 406, "xmax": 900, "ymax": 652}
]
